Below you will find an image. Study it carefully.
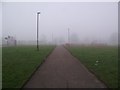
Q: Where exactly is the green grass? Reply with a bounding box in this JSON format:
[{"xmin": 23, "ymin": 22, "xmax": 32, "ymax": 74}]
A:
[
  {"xmin": 68, "ymin": 45, "xmax": 118, "ymax": 88},
  {"xmin": 2, "ymin": 45, "xmax": 54, "ymax": 88}
]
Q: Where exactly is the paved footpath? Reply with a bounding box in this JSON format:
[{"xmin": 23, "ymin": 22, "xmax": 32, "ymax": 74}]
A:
[{"xmin": 24, "ymin": 46, "xmax": 106, "ymax": 88}]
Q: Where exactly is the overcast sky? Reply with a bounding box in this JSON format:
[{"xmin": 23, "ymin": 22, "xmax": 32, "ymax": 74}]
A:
[{"xmin": 2, "ymin": 2, "xmax": 118, "ymax": 43}]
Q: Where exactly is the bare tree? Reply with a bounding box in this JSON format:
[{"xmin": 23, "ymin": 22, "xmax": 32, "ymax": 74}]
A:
[{"xmin": 4, "ymin": 36, "xmax": 17, "ymax": 46}]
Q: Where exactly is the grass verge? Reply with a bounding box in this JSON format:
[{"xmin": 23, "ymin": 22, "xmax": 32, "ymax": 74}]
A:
[
  {"xmin": 2, "ymin": 45, "xmax": 54, "ymax": 88},
  {"xmin": 68, "ymin": 45, "xmax": 118, "ymax": 88}
]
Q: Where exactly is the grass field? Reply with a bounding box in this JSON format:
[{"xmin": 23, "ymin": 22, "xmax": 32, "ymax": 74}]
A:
[
  {"xmin": 2, "ymin": 45, "xmax": 54, "ymax": 88},
  {"xmin": 68, "ymin": 45, "xmax": 118, "ymax": 88}
]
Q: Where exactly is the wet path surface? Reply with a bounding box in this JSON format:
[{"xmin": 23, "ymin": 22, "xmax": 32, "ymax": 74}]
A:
[{"xmin": 24, "ymin": 46, "xmax": 106, "ymax": 88}]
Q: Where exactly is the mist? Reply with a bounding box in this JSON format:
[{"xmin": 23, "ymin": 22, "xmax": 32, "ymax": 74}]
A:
[{"xmin": 2, "ymin": 2, "xmax": 118, "ymax": 46}]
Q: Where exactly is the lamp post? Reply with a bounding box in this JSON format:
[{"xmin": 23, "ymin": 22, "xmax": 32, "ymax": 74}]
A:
[
  {"xmin": 52, "ymin": 33, "xmax": 53, "ymax": 45},
  {"xmin": 37, "ymin": 12, "xmax": 40, "ymax": 51}
]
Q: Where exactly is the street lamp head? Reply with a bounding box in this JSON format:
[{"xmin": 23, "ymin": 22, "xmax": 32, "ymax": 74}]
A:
[{"xmin": 37, "ymin": 12, "xmax": 40, "ymax": 14}]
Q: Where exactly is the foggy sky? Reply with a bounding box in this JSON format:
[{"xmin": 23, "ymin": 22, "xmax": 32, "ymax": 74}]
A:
[
  {"xmin": 0, "ymin": 3, "xmax": 2, "ymax": 45},
  {"xmin": 2, "ymin": 2, "xmax": 118, "ymax": 43}
]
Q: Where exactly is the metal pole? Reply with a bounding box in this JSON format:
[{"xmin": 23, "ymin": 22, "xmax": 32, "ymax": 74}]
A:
[
  {"xmin": 52, "ymin": 33, "xmax": 53, "ymax": 45},
  {"xmin": 37, "ymin": 12, "xmax": 40, "ymax": 51}
]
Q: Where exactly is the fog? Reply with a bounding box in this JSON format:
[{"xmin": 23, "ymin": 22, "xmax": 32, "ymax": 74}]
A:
[
  {"xmin": 0, "ymin": 2, "xmax": 2, "ymax": 46},
  {"xmin": 2, "ymin": 2, "xmax": 118, "ymax": 45}
]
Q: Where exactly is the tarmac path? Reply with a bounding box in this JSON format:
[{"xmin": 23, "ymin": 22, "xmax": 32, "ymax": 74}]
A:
[{"xmin": 24, "ymin": 45, "xmax": 106, "ymax": 88}]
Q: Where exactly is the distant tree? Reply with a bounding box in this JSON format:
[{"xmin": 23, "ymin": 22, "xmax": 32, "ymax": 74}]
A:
[
  {"xmin": 4, "ymin": 37, "xmax": 8, "ymax": 46},
  {"xmin": 4, "ymin": 35, "xmax": 17, "ymax": 46},
  {"xmin": 70, "ymin": 33, "xmax": 79, "ymax": 44},
  {"xmin": 5, "ymin": 37, "xmax": 8, "ymax": 40}
]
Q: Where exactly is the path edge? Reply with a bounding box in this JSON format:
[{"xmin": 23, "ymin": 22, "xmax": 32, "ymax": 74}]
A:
[
  {"xmin": 63, "ymin": 45, "xmax": 109, "ymax": 88},
  {"xmin": 20, "ymin": 45, "xmax": 56, "ymax": 89}
]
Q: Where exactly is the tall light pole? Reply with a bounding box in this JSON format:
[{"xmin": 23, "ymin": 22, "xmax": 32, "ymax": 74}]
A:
[
  {"xmin": 52, "ymin": 33, "xmax": 53, "ymax": 45},
  {"xmin": 37, "ymin": 11, "xmax": 40, "ymax": 51}
]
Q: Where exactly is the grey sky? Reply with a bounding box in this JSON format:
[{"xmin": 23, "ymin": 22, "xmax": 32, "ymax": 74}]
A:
[
  {"xmin": 2, "ymin": 2, "xmax": 118, "ymax": 43},
  {"xmin": 0, "ymin": 3, "xmax": 2, "ymax": 39}
]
